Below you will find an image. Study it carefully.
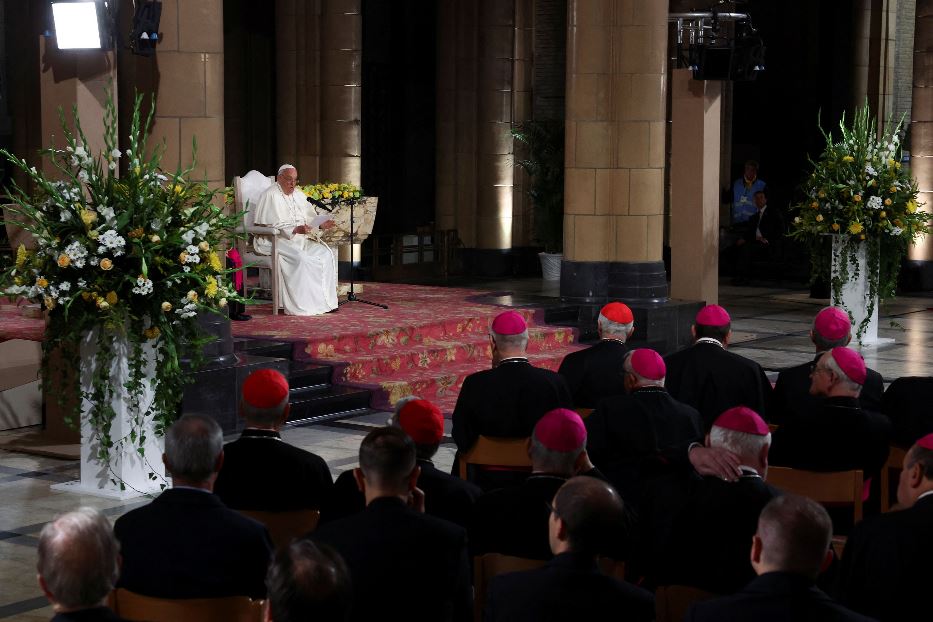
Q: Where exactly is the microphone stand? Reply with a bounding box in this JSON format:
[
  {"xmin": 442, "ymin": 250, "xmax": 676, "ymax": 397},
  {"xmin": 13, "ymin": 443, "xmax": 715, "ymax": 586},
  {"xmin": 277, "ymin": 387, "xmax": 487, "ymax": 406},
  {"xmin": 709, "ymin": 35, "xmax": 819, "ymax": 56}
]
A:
[{"xmin": 310, "ymin": 196, "xmax": 387, "ymax": 310}]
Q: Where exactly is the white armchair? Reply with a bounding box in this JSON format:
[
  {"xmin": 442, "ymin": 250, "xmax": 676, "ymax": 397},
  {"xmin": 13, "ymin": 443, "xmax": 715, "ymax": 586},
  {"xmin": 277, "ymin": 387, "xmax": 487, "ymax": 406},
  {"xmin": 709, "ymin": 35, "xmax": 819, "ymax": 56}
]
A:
[{"xmin": 233, "ymin": 172, "xmax": 281, "ymax": 315}]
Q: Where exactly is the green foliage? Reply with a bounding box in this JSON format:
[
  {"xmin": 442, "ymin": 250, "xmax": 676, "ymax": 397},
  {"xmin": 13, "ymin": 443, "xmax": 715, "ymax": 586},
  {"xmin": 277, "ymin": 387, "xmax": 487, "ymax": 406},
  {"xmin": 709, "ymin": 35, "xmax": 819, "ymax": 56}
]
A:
[
  {"xmin": 789, "ymin": 103, "xmax": 929, "ymax": 340},
  {"xmin": 512, "ymin": 120, "xmax": 565, "ymax": 253},
  {"xmin": 0, "ymin": 90, "xmax": 244, "ymax": 484}
]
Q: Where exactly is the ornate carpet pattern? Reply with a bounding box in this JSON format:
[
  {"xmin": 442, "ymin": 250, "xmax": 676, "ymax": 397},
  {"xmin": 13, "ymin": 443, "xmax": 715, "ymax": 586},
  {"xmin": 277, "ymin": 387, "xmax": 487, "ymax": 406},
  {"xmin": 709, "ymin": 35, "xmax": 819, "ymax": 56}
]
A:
[{"xmin": 232, "ymin": 283, "xmax": 584, "ymax": 413}]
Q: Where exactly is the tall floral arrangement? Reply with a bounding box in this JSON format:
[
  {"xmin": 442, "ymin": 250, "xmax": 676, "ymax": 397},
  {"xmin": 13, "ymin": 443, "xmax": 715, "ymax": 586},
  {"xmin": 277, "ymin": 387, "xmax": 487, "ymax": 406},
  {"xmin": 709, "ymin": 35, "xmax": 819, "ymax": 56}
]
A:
[
  {"xmin": 0, "ymin": 92, "xmax": 242, "ymax": 467},
  {"xmin": 301, "ymin": 181, "xmax": 363, "ymax": 205},
  {"xmin": 789, "ymin": 105, "xmax": 929, "ymax": 338}
]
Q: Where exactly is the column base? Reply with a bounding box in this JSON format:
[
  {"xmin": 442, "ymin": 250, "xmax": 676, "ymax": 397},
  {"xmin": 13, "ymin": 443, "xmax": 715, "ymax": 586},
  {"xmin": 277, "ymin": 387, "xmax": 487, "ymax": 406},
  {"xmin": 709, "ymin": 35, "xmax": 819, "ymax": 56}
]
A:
[{"xmin": 560, "ymin": 260, "xmax": 669, "ymax": 303}]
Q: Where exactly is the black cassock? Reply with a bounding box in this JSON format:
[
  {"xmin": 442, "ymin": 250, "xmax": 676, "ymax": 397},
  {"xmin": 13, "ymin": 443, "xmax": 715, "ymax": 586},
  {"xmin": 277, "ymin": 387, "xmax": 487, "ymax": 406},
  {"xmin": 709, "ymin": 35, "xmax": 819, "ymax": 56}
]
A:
[
  {"xmin": 664, "ymin": 340, "xmax": 772, "ymax": 430},
  {"xmin": 881, "ymin": 376, "xmax": 933, "ymax": 448},
  {"xmin": 771, "ymin": 353, "xmax": 884, "ymax": 425},
  {"xmin": 557, "ymin": 339, "xmax": 629, "ymax": 408},
  {"xmin": 450, "ymin": 358, "xmax": 573, "ymax": 452},
  {"xmin": 585, "ymin": 386, "xmax": 702, "ymax": 510}
]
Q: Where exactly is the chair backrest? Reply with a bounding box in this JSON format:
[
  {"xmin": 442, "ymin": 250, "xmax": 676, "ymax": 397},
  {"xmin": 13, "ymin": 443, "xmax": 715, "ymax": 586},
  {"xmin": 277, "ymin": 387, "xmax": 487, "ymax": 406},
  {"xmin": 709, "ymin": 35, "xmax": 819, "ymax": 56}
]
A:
[
  {"xmin": 112, "ymin": 588, "xmax": 264, "ymax": 622},
  {"xmin": 238, "ymin": 509, "xmax": 320, "ymax": 551},
  {"xmin": 575, "ymin": 407, "xmax": 594, "ymax": 419},
  {"xmin": 766, "ymin": 466, "xmax": 864, "ymax": 523},
  {"xmin": 881, "ymin": 445, "xmax": 908, "ymax": 513},
  {"xmin": 655, "ymin": 585, "xmax": 719, "ymax": 622},
  {"xmin": 235, "ymin": 171, "xmax": 275, "ymax": 231},
  {"xmin": 458, "ymin": 436, "xmax": 533, "ymax": 480},
  {"xmin": 473, "ymin": 554, "xmax": 546, "ymax": 622}
]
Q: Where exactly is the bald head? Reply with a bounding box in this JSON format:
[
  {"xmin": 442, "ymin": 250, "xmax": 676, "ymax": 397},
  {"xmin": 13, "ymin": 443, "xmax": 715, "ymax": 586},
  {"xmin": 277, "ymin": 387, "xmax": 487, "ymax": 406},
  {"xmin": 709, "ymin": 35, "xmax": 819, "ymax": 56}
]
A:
[
  {"xmin": 37, "ymin": 507, "xmax": 119, "ymax": 610},
  {"xmin": 755, "ymin": 495, "xmax": 832, "ymax": 579},
  {"xmin": 551, "ymin": 477, "xmax": 626, "ymax": 555}
]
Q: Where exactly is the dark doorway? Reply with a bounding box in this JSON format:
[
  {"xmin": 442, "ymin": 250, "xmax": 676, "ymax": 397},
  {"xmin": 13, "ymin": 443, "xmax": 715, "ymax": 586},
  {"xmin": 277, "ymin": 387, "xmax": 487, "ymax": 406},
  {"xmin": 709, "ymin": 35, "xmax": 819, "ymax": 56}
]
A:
[
  {"xmin": 361, "ymin": 0, "xmax": 437, "ymax": 235},
  {"xmin": 223, "ymin": 0, "xmax": 277, "ymax": 180}
]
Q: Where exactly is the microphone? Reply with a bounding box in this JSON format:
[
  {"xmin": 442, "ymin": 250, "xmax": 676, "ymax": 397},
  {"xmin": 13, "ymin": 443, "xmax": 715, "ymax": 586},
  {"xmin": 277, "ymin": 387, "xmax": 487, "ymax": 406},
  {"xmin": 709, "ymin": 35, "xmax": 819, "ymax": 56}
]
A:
[{"xmin": 307, "ymin": 196, "xmax": 333, "ymax": 212}]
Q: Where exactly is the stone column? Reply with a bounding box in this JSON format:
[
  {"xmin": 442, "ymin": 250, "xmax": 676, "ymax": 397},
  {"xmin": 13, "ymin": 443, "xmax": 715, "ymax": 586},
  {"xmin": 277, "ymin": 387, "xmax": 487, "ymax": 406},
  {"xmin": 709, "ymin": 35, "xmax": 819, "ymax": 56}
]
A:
[
  {"xmin": 476, "ymin": 0, "xmax": 515, "ymax": 254},
  {"xmin": 455, "ymin": 0, "xmax": 479, "ymax": 248},
  {"xmin": 140, "ymin": 0, "xmax": 225, "ymax": 189},
  {"xmin": 670, "ymin": 69, "xmax": 721, "ymax": 304},
  {"xmin": 38, "ymin": 43, "xmax": 117, "ymax": 179},
  {"xmin": 320, "ymin": 0, "xmax": 362, "ymax": 185},
  {"xmin": 512, "ymin": 0, "xmax": 534, "ymax": 246},
  {"xmin": 852, "ymin": 0, "xmax": 898, "ymax": 121},
  {"xmin": 561, "ymin": 0, "xmax": 668, "ymax": 303},
  {"xmin": 908, "ymin": 0, "xmax": 933, "ymax": 269},
  {"xmin": 435, "ymin": 0, "xmax": 458, "ymax": 232}
]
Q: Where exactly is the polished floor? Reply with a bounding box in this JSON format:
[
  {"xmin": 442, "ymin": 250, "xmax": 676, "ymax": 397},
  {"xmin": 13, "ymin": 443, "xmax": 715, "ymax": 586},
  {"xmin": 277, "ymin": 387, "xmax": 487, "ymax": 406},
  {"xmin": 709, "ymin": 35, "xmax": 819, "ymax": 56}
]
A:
[{"xmin": 2, "ymin": 279, "xmax": 931, "ymax": 619}]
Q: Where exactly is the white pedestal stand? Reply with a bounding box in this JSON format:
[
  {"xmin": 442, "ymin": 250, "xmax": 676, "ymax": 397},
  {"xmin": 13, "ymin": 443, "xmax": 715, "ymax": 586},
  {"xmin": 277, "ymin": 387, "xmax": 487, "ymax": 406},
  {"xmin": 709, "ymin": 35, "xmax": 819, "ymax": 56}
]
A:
[
  {"xmin": 831, "ymin": 236, "xmax": 893, "ymax": 347},
  {"xmin": 51, "ymin": 327, "xmax": 166, "ymax": 499}
]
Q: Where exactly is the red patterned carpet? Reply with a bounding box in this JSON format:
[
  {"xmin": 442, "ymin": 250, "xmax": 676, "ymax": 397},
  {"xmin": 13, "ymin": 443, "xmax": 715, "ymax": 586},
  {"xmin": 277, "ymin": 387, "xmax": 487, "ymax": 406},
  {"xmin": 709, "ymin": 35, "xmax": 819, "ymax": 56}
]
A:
[
  {"xmin": 232, "ymin": 283, "xmax": 584, "ymax": 413},
  {"xmin": 0, "ymin": 283, "xmax": 585, "ymax": 413}
]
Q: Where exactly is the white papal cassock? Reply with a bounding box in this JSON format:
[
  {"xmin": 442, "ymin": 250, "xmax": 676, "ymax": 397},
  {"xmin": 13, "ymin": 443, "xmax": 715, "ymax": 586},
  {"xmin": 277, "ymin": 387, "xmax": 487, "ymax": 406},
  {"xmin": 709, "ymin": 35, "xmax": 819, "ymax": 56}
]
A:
[{"xmin": 252, "ymin": 184, "xmax": 338, "ymax": 315}]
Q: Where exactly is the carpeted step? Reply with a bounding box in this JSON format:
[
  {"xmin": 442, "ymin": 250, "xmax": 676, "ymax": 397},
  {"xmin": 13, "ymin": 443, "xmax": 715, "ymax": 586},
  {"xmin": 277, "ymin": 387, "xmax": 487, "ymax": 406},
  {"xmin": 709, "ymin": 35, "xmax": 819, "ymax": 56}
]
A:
[
  {"xmin": 326, "ymin": 326, "xmax": 577, "ymax": 385},
  {"xmin": 340, "ymin": 345, "xmax": 587, "ymax": 414}
]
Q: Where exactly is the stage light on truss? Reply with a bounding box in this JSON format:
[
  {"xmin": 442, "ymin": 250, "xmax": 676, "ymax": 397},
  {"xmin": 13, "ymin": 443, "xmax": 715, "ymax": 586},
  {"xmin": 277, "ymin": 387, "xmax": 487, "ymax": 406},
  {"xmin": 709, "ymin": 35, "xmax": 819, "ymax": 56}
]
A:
[{"xmin": 50, "ymin": 0, "xmax": 113, "ymax": 50}]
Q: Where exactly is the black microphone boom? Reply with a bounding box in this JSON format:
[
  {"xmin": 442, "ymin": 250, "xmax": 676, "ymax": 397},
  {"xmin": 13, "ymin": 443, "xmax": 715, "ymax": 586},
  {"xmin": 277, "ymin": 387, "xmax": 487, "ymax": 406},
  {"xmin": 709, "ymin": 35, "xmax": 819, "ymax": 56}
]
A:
[{"xmin": 306, "ymin": 196, "xmax": 333, "ymax": 212}]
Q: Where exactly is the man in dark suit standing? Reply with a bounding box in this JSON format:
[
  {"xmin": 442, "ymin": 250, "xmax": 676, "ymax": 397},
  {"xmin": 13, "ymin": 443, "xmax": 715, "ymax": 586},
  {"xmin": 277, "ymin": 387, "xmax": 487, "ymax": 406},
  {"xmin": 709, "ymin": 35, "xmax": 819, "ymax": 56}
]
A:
[
  {"xmin": 664, "ymin": 304, "xmax": 772, "ymax": 430},
  {"xmin": 882, "ymin": 376, "xmax": 933, "ymax": 448},
  {"xmin": 470, "ymin": 409, "xmax": 603, "ymax": 561},
  {"xmin": 733, "ymin": 189, "xmax": 784, "ymax": 285},
  {"xmin": 558, "ymin": 302, "xmax": 634, "ymax": 408},
  {"xmin": 485, "ymin": 477, "xmax": 654, "ymax": 622},
  {"xmin": 769, "ymin": 347, "xmax": 891, "ymax": 481},
  {"xmin": 323, "ymin": 396, "xmax": 480, "ymax": 527},
  {"xmin": 312, "ymin": 427, "xmax": 472, "ymax": 622},
  {"xmin": 837, "ymin": 433, "xmax": 933, "ymax": 621},
  {"xmin": 114, "ymin": 414, "xmax": 273, "ymax": 599},
  {"xmin": 37, "ymin": 508, "xmax": 130, "ymax": 622},
  {"xmin": 686, "ymin": 495, "xmax": 873, "ymax": 622},
  {"xmin": 451, "ymin": 311, "xmax": 572, "ymax": 473},
  {"xmin": 214, "ymin": 369, "xmax": 333, "ymax": 511},
  {"xmin": 586, "ymin": 348, "xmax": 703, "ymax": 509},
  {"xmin": 771, "ymin": 306, "xmax": 884, "ymax": 425},
  {"xmin": 648, "ymin": 407, "xmax": 780, "ymax": 594}
]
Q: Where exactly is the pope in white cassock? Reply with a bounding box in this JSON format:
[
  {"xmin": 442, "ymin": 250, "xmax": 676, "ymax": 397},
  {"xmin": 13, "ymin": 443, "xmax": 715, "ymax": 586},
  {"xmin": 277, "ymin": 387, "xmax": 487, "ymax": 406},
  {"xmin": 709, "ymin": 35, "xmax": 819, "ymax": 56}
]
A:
[{"xmin": 252, "ymin": 164, "xmax": 339, "ymax": 315}]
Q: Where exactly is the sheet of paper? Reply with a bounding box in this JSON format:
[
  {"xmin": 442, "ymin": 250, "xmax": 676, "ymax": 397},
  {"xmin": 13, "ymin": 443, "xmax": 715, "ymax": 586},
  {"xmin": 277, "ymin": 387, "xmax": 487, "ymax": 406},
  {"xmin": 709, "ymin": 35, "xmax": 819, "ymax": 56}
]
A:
[{"xmin": 310, "ymin": 214, "xmax": 334, "ymax": 228}]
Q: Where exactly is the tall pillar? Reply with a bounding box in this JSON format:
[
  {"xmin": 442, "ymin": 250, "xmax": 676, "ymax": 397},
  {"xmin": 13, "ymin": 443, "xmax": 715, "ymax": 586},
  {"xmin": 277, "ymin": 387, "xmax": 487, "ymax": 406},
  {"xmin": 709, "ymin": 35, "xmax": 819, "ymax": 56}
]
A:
[
  {"xmin": 852, "ymin": 0, "xmax": 898, "ymax": 121},
  {"xmin": 38, "ymin": 43, "xmax": 116, "ymax": 179},
  {"xmin": 454, "ymin": 0, "xmax": 479, "ymax": 248},
  {"xmin": 320, "ymin": 0, "xmax": 362, "ymax": 184},
  {"xmin": 670, "ymin": 69, "xmax": 721, "ymax": 304},
  {"xmin": 476, "ymin": 0, "xmax": 515, "ymax": 252},
  {"xmin": 512, "ymin": 0, "xmax": 534, "ymax": 246},
  {"xmin": 435, "ymin": 0, "xmax": 458, "ymax": 232},
  {"xmin": 561, "ymin": 0, "xmax": 668, "ymax": 303},
  {"xmin": 907, "ymin": 0, "xmax": 933, "ymax": 273}
]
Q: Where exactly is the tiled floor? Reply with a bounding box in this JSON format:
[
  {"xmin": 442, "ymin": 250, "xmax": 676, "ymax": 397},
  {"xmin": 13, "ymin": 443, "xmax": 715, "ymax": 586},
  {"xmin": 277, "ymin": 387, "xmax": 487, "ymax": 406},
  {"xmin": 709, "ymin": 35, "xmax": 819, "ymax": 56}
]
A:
[{"xmin": 2, "ymin": 278, "xmax": 931, "ymax": 619}]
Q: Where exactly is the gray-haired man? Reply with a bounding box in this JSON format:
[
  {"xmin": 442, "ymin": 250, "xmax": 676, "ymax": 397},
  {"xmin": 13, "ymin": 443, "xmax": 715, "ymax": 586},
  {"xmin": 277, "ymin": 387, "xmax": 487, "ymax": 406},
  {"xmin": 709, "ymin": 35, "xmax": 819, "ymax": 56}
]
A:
[
  {"xmin": 114, "ymin": 414, "xmax": 273, "ymax": 599},
  {"xmin": 38, "ymin": 507, "xmax": 128, "ymax": 621}
]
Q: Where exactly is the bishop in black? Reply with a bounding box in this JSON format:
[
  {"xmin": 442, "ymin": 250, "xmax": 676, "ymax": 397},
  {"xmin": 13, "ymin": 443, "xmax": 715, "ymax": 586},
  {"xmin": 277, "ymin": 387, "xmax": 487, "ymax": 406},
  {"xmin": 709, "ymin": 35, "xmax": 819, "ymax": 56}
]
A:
[
  {"xmin": 881, "ymin": 376, "xmax": 933, "ymax": 448},
  {"xmin": 663, "ymin": 305, "xmax": 772, "ymax": 430},
  {"xmin": 557, "ymin": 301, "xmax": 635, "ymax": 408},
  {"xmin": 451, "ymin": 311, "xmax": 572, "ymax": 454}
]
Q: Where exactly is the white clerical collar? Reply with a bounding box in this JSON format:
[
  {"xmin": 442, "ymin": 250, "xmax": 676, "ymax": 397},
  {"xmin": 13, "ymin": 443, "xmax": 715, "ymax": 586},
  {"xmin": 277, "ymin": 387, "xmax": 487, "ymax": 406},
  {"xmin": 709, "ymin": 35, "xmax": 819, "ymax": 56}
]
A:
[
  {"xmin": 696, "ymin": 337, "xmax": 724, "ymax": 348},
  {"xmin": 498, "ymin": 356, "xmax": 529, "ymax": 365},
  {"xmin": 738, "ymin": 465, "xmax": 762, "ymax": 478},
  {"xmin": 601, "ymin": 338, "xmax": 627, "ymax": 345},
  {"xmin": 918, "ymin": 490, "xmax": 933, "ymax": 502}
]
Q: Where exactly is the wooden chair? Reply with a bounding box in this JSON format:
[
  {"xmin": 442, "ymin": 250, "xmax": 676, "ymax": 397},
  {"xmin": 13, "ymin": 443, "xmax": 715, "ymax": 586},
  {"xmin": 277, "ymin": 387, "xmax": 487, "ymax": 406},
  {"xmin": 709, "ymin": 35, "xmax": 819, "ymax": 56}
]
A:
[
  {"xmin": 575, "ymin": 407, "xmax": 594, "ymax": 419},
  {"xmin": 233, "ymin": 172, "xmax": 281, "ymax": 314},
  {"xmin": 881, "ymin": 446, "xmax": 907, "ymax": 513},
  {"xmin": 655, "ymin": 585, "xmax": 719, "ymax": 622},
  {"xmin": 473, "ymin": 553, "xmax": 546, "ymax": 622},
  {"xmin": 768, "ymin": 423, "xmax": 779, "ymax": 433},
  {"xmin": 458, "ymin": 436, "xmax": 532, "ymax": 480},
  {"xmin": 238, "ymin": 509, "xmax": 320, "ymax": 551},
  {"xmin": 765, "ymin": 466, "xmax": 864, "ymax": 523},
  {"xmin": 111, "ymin": 588, "xmax": 264, "ymax": 622}
]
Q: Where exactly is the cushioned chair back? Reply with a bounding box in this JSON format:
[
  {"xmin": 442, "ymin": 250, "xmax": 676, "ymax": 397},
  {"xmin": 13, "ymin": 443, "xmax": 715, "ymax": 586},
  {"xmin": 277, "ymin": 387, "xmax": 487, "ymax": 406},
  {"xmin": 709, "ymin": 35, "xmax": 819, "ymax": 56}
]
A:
[
  {"xmin": 238, "ymin": 509, "xmax": 321, "ymax": 551},
  {"xmin": 881, "ymin": 445, "xmax": 907, "ymax": 513},
  {"xmin": 655, "ymin": 585, "xmax": 718, "ymax": 622},
  {"xmin": 458, "ymin": 436, "xmax": 533, "ymax": 480},
  {"xmin": 473, "ymin": 553, "xmax": 546, "ymax": 622},
  {"xmin": 111, "ymin": 588, "xmax": 264, "ymax": 622},
  {"xmin": 766, "ymin": 466, "xmax": 864, "ymax": 523}
]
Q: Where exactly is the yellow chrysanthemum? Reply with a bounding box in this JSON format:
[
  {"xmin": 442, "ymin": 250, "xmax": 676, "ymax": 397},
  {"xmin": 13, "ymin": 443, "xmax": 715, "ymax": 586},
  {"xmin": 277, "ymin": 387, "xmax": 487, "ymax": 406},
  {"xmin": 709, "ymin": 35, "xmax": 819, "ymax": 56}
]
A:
[
  {"xmin": 105, "ymin": 291, "xmax": 118, "ymax": 305},
  {"xmin": 36, "ymin": 277, "xmax": 49, "ymax": 289},
  {"xmin": 80, "ymin": 209, "xmax": 98, "ymax": 225},
  {"xmin": 848, "ymin": 222, "xmax": 864, "ymax": 235},
  {"xmin": 204, "ymin": 278, "xmax": 219, "ymax": 298},
  {"xmin": 57, "ymin": 254, "xmax": 71, "ymax": 268},
  {"xmin": 208, "ymin": 252, "xmax": 223, "ymax": 272},
  {"xmin": 842, "ymin": 155, "xmax": 855, "ymax": 163},
  {"xmin": 100, "ymin": 258, "xmax": 113, "ymax": 271},
  {"xmin": 907, "ymin": 201, "xmax": 918, "ymax": 214}
]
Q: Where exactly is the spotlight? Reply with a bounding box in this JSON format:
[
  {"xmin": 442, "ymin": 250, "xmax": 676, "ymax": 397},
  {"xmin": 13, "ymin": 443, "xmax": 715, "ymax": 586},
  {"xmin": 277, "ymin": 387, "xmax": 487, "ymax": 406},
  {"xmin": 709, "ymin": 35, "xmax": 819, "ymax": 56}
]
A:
[
  {"xmin": 49, "ymin": 0, "xmax": 114, "ymax": 50},
  {"xmin": 129, "ymin": 0, "xmax": 162, "ymax": 57}
]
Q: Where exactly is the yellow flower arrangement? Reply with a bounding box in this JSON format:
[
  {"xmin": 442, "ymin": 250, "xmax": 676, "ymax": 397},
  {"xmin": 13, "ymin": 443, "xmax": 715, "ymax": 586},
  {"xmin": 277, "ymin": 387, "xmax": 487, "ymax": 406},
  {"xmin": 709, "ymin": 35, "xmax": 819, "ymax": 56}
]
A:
[
  {"xmin": 204, "ymin": 277, "xmax": 218, "ymax": 298},
  {"xmin": 208, "ymin": 251, "xmax": 222, "ymax": 272}
]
